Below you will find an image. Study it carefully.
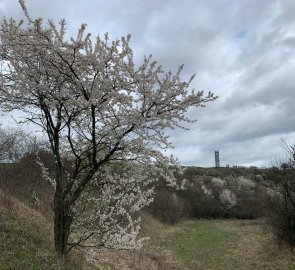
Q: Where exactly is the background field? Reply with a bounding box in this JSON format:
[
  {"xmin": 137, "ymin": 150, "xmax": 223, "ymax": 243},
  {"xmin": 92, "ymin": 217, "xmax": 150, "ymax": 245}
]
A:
[
  {"xmin": 94, "ymin": 215, "xmax": 295, "ymax": 270},
  {"xmin": 143, "ymin": 217, "xmax": 295, "ymax": 270}
]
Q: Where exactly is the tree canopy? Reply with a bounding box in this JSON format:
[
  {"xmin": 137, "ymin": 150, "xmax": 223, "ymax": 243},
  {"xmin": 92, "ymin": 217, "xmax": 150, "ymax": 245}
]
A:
[{"xmin": 0, "ymin": 0, "xmax": 216, "ymax": 257}]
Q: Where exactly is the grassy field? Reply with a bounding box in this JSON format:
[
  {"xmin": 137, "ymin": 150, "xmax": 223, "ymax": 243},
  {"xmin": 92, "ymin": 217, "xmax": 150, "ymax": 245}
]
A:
[
  {"xmin": 97, "ymin": 216, "xmax": 295, "ymax": 270},
  {"xmin": 2, "ymin": 188, "xmax": 295, "ymax": 270},
  {"xmin": 143, "ymin": 217, "xmax": 295, "ymax": 270}
]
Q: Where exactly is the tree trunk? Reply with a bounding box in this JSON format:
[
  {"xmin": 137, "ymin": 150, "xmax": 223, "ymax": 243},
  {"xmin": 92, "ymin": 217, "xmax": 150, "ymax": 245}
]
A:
[{"xmin": 53, "ymin": 194, "xmax": 72, "ymax": 258}]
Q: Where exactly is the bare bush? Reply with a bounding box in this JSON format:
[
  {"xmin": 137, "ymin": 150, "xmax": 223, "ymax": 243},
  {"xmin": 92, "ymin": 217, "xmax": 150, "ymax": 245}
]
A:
[
  {"xmin": 0, "ymin": 126, "xmax": 52, "ymax": 215},
  {"xmin": 147, "ymin": 189, "xmax": 189, "ymax": 224},
  {"xmin": 0, "ymin": 125, "xmax": 42, "ymax": 163},
  {"xmin": 267, "ymin": 140, "xmax": 295, "ymax": 247}
]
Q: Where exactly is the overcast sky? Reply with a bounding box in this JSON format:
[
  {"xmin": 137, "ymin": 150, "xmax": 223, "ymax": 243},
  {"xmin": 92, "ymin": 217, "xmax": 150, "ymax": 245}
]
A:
[{"xmin": 1, "ymin": 0, "xmax": 295, "ymax": 167}]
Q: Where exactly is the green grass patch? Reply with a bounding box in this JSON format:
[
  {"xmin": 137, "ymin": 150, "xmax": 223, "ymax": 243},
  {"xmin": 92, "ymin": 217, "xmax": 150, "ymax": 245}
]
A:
[
  {"xmin": 144, "ymin": 218, "xmax": 295, "ymax": 270},
  {"xmin": 164, "ymin": 220, "xmax": 236, "ymax": 269}
]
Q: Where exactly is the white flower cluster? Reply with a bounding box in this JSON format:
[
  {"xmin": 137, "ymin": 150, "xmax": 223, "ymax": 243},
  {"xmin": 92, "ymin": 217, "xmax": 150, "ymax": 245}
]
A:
[
  {"xmin": 266, "ymin": 187, "xmax": 283, "ymax": 200},
  {"xmin": 219, "ymin": 189, "xmax": 237, "ymax": 209},
  {"xmin": 237, "ymin": 176, "xmax": 255, "ymax": 193},
  {"xmin": 70, "ymin": 163, "xmax": 155, "ymax": 252},
  {"xmin": 201, "ymin": 185, "xmax": 213, "ymax": 196},
  {"xmin": 36, "ymin": 155, "xmax": 56, "ymax": 190},
  {"xmin": 211, "ymin": 177, "xmax": 226, "ymax": 186}
]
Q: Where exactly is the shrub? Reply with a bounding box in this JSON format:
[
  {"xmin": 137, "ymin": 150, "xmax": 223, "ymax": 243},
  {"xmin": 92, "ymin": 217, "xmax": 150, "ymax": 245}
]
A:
[
  {"xmin": 267, "ymin": 141, "xmax": 295, "ymax": 247},
  {"xmin": 147, "ymin": 189, "xmax": 189, "ymax": 224},
  {"xmin": 267, "ymin": 173, "xmax": 295, "ymax": 246},
  {"xmin": 224, "ymin": 176, "xmax": 237, "ymax": 187},
  {"xmin": 237, "ymin": 177, "xmax": 255, "ymax": 194},
  {"xmin": 219, "ymin": 189, "xmax": 237, "ymax": 209},
  {"xmin": 211, "ymin": 177, "xmax": 226, "ymax": 187},
  {"xmin": 148, "ymin": 168, "xmax": 268, "ymax": 222}
]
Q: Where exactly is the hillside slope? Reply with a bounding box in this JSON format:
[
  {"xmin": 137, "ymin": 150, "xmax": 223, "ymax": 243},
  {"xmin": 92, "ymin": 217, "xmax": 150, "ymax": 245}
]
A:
[{"xmin": 0, "ymin": 189, "xmax": 95, "ymax": 270}]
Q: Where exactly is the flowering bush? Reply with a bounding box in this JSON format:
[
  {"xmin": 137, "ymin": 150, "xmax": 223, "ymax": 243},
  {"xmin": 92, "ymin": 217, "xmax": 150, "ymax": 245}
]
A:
[
  {"xmin": 237, "ymin": 177, "xmax": 255, "ymax": 193},
  {"xmin": 70, "ymin": 163, "xmax": 154, "ymax": 252},
  {"xmin": 219, "ymin": 189, "xmax": 237, "ymax": 209},
  {"xmin": 211, "ymin": 177, "xmax": 226, "ymax": 186},
  {"xmin": 201, "ymin": 185, "xmax": 213, "ymax": 196}
]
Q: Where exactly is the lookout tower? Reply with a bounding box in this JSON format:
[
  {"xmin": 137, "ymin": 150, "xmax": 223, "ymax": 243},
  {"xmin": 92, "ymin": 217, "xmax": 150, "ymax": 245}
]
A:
[{"xmin": 215, "ymin": 151, "xmax": 220, "ymax": 167}]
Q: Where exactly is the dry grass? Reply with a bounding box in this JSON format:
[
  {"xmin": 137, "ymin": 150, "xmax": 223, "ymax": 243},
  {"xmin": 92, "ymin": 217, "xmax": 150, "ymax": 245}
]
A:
[
  {"xmin": 94, "ymin": 248, "xmax": 163, "ymax": 270},
  {"xmin": 96, "ymin": 214, "xmax": 295, "ymax": 270},
  {"xmin": 92, "ymin": 214, "xmax": 171, "ymax": 270},
  {"xmin": 218, "ymin": 220, "xmax": 295, "ymax": 270},
  {"xmin": 144, "ymin": 218, "xmax": 295, "ymax": 270},
  {"xmin": 0, "ymin": 189, "xmax": 96, "ymax": 270}
]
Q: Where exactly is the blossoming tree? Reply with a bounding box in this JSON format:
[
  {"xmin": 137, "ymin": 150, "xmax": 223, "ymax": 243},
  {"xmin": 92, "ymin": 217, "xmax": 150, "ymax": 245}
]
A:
[{"xmin": 0, "ymin": 1, "xmax": 216, "ymax": 257}]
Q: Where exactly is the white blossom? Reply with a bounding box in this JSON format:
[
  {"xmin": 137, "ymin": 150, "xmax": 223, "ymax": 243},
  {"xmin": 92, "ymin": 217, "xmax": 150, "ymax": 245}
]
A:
[
  {"xmin": 266, "ymin": 187, "xmax": 283, "ymax": 200},
  {"xmin": 211, "ymin": 177, "xmax": 225, "ymax": 186},
  {"xmin": 36, "ymin": 155, "xmax": 56, "ymax": 190},
  {"xmin": 201, "ymin": 185, "xmax": 213, "ymax": 196},
  {"xmin": 219, "ymin": 189, "xmax": 237, "ymax": 209},
  {"xmin": 237, "ymin": 176, "xmax": 255, "ymax": 193},
  {"xmin": 70, "ymin": 162, "xmax": 155, "ymax": 251},
  {"xmin": 180, "ymin": 178, "xmax": 188, "ymax": 189}
]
